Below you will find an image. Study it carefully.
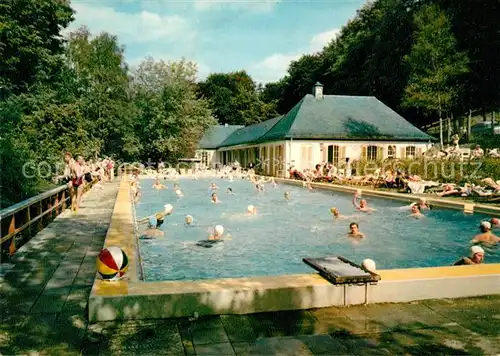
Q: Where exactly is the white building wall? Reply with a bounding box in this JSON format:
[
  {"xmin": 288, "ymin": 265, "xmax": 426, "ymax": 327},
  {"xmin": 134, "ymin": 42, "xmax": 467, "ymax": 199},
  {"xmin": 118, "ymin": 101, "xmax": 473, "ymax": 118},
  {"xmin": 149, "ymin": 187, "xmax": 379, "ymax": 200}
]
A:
[
  {"xmin": 195, "ymin": 149, "xmax": 217, "ymax": 168},
  {"xmin": 289, "ymin": 140, "xmax": 430, "ymax": 172}
]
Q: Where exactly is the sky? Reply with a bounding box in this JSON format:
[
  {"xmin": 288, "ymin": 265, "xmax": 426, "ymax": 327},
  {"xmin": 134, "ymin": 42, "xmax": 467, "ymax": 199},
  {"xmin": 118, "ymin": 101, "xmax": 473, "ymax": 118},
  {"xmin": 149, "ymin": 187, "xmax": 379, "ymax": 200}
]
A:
[{"xmin": 66, "ymin": 0, "xmax": 367, "ymax": 83}]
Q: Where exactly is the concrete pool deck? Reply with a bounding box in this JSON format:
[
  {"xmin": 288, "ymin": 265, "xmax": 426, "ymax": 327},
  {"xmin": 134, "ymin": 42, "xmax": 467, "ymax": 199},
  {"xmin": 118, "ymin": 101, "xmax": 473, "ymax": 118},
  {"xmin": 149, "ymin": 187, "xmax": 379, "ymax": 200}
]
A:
[
  {"xmin": 88, "ymin": 177, "xmax": 500, "ymax": 323},
  {"xmin": 1, "ymin": 178, "xmax": 500, "ymax": 355}
]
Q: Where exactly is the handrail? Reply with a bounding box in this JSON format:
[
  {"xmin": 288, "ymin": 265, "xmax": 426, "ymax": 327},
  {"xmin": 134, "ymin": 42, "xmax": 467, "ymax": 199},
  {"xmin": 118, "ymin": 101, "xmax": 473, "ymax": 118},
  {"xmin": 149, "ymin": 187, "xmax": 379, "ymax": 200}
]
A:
[
  {"xmin": 0, "ymin": 185, "xmax": 67, "ymax": 220},
  {"xmin": 0, "ymin": 179, "xmax": 97, "ymax": 259}
]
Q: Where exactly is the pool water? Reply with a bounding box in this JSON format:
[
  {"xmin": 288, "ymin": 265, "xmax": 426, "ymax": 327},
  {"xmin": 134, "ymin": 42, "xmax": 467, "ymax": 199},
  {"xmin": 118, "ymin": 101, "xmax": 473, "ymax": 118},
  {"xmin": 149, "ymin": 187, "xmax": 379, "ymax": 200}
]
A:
[{"xmin": 136, "ymin": 178, "xmax": 500, "ymax": 282}]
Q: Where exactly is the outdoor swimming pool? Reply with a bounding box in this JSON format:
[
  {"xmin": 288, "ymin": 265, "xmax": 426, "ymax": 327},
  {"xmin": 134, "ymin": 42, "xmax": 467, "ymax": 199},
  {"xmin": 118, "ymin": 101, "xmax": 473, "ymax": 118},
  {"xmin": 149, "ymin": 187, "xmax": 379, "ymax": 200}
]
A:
[{"xmin": 135, "ymin": 178, "xmax": 500, "ymax": 282}]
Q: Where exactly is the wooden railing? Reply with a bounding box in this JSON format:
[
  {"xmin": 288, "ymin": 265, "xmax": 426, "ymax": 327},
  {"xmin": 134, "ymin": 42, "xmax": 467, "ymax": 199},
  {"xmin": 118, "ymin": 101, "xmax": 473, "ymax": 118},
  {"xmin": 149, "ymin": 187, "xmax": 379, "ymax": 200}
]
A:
[{"xmin": 0, "ymin": 180, "xmax": 96, "ymax": 261}]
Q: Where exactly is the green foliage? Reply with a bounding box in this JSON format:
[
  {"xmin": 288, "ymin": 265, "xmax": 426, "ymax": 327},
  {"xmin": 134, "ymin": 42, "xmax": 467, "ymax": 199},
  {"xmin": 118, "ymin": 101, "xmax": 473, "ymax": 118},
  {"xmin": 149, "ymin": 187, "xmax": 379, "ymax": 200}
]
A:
[
  {"xmin": 0, "ymin": 4, "xmax": 216, "ymax": 208},
  {"xmin": 198, "ymin": 71, "xmax": 277, "ymax": 125},
  {"xmin": 402, "ymin": 4, "xmax": 469, "ymax": 114}
]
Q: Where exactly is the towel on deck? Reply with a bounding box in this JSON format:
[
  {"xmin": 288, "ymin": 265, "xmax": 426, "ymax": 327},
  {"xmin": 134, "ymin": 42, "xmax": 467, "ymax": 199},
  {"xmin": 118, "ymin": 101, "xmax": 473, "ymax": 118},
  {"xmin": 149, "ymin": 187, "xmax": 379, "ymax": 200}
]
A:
[{"xmin": 407, "ymin": 181, "xmax": 440, "ymax": 194}]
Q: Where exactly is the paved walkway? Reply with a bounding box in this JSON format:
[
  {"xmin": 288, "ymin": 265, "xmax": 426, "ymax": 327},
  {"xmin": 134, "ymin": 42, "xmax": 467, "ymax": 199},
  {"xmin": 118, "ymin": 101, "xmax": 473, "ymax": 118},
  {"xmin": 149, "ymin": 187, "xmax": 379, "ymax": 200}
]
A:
[{"xmin": 1, "ymin": 181, "xmax": 499, "ymax": 355}]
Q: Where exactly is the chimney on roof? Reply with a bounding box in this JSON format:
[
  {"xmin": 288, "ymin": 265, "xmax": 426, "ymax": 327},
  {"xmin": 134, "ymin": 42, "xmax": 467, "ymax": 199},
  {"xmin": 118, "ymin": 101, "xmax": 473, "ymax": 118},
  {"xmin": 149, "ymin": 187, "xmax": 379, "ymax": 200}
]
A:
[
  {"xmin": 313, "ymin": 82, "xmax": 323, "ymax": 99},
  {"xmin": 225, "ymin": 123, "xmax": 228, "ymax": 127}
]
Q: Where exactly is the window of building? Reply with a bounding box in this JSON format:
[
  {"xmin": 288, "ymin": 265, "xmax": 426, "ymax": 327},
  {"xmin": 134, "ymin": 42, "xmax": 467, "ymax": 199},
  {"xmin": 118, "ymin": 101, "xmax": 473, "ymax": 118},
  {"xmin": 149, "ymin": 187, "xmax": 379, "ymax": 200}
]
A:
[
  {"xmin": 367, "ymin": 145, "xmax": 378, "ymax": 161},
  {"xmin": 406, "ymin": 146, "xmax": 416, "ymax": 158},
  {"xmin": 201, "ymin": 151, "xmax": 208, "ymax": 167},
  {"xmin": 388, "ymin": 145, "xmax": 396, "ymax": 158},
  {"xmin": 327, "ymin": 145, "xmax": 340, "ymax": 165}
]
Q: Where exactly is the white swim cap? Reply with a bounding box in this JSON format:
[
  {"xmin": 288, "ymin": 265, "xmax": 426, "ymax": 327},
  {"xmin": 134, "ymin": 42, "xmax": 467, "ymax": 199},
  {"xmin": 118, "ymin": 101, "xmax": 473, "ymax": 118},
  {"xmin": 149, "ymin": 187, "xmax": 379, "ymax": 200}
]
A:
[
  {"xmin": 176, "ymin": 189, "xmax": 182, "ymax": 195},
  {"xmin": 470, "ymin": 245, "xmax": 484, "ymax": 256},
  {"xmin": 480, "ymin": 221, "xmax": 491, "ymax": 230},
  {"xmin": 247, "ymin": 205, "xmax": 255, "ymax": 213},
  {"xmin": 164, "ymin": 204, "xmax": 173, "ymax": 213},
  {"xmin": 362, "ymin": 259, "xmax": 376, "ymax": 273},
  {"xmin": 185, "ymin": 215, "xmax": 193, "ymax": 223},
  {"xmin": 214, "ymin": 225, "xmax": 224, "ymax": 236}
]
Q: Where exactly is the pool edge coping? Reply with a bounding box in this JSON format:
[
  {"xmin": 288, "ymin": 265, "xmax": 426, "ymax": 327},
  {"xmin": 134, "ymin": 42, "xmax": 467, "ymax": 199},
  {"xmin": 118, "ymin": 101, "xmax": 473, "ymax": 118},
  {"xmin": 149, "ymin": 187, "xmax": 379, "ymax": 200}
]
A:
[{"xmin": 88, "ymin": 176, "xmax": 500, "ymax": 322}]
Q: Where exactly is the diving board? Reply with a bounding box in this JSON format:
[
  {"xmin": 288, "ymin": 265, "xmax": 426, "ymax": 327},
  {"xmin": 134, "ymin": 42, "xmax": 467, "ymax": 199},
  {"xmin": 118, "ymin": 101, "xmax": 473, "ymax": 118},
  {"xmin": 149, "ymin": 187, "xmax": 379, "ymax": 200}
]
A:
[{"xmin": 303, "ymin": 256, "xmax": 381, "ymax": 284}]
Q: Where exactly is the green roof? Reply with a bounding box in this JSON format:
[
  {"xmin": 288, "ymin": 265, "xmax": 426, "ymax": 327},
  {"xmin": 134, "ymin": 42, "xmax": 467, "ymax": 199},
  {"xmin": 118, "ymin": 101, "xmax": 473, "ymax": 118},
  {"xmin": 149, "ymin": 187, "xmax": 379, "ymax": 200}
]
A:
[
  {"xmin": 217, "ymin": 116, "xmax": 283, "ymax": 148},
  {"xmin": 258, "ymin": 95, "xmax": 435, "ymax": 142},
  {"xmin": 198, "ymin": 125, "xmax": 244, "ymax": 149}
]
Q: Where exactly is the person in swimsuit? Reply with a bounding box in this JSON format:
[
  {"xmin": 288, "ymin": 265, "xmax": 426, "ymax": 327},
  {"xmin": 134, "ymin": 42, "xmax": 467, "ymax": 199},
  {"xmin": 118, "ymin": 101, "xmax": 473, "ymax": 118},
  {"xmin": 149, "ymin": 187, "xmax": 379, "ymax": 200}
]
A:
[
  {"xmin": 470, "ymin": 221, "xmax": 500, "ymax": 246},
  {"xmin": 409, "ymin": 204, "xmax": 424, "ymax": 218},
  {"xmin": 347, "ymin": 222, "xmax": 365, "ymax": 238},
  {"xmin": 70, "ymin": 155, "xmax": 85, "ymax": 212},
  {"xmin": 453, "ymin": 246, "xmax": 484, "ymax": 265},
  {"xmin": 211, "ymin": 192, "xmax": 219, "ymax": 203},
  {"xmin": 152, "ymin": 177, "xmax": 167, "ymax": 190},
  {"xmin": 352, "ymin": 192, "xmax": 376, "ymax": 213}
]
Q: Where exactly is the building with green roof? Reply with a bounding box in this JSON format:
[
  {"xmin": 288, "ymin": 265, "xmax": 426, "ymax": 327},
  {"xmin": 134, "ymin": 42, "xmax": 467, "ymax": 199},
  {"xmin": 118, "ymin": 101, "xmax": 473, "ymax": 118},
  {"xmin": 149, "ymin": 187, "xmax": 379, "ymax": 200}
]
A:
[
  {"xmin": 195, "ymin": 124, "xmax": 243, "ymax": 168},
  {"xmin": 198, "ymin": 83, "xmax": 435, "ymax": 176}
]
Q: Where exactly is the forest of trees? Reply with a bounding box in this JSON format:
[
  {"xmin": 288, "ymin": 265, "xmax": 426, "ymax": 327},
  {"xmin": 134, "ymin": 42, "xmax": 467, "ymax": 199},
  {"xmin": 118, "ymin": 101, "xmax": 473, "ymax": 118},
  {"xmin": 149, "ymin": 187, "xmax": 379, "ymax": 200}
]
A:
[
  {"xmin": 258, "ymin": 0, "xmax": 500, "ymax": 135},
  {"xmin": 1, "ymin": 0, "xmax": 499, "ymax": 208}
]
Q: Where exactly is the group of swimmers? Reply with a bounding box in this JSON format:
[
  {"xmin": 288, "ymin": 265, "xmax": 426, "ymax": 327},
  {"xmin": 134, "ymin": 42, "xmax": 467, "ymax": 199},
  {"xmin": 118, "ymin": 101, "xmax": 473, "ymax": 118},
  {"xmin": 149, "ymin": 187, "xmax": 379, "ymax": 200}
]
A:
[{"xmin": 132, "ymin": 172, "xmax": 498, "ymax": 266}]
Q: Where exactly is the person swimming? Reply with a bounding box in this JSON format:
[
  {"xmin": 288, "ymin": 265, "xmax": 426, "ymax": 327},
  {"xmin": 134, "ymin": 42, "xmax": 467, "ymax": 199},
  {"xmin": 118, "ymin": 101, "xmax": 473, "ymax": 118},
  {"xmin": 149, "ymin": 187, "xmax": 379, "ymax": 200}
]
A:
[
  {"xmin": 185, "ymin": 215, "xmax": 194, "ymax": 226},
  {"xmin": 491, "ymin": 217, "xmax": 500, "ymax": 228},
  {"xmin": 140, "ymin": 216, "xmax": 165, "ymax": 239},
  {"xmin": 362, "ymin": 259, "xmax": 376, "ymax": 273},
  {"xmin": 284, "ymin": 192, "xmax": 291, "ymax": 200},
  {"xmin": 209, "ymin": 182, "xmax": 218, "ymax": 190},
  {"xmin": 208, "ymin": 224, "xmax": 230, "ymax": 240},
  {"xmin": 137, "ymin": 204, "xmax": 173, "ymax": 227},
  {"xmin": 175, "ymin": 189, "xmax": 184, "ymax": 197},
  {"xmin": 416, "ymin": 197, "xmax": 430, "ymax": 210},
  {"xmin": 226, "ymin": 187, "xmax": 234, "ymax": 195},
  {"xmin": 211, "ymin": 192, "xmax": 219, "ymax": 203},
  {"xmin": 173, "ymin": 183, "xmax": 180, "ymax": 190},
  {"xmin": 330, "ymin": 207, "xmax": 358, "ymax": 220},
  {"xmin": 352, "ymin": 191, "xmax": 376, "ymax": 213},
  {"xmin": 409, "ymin": 204, "xmax": 424, "ymax": 218},
  {"xmin": 347, "ymin": 222, "xmax": 365, "ymax": 238},
  {"xmin": 152, "ymin": 177, "xmax": 167, "ymax": 190},
  {"xmin": 247, "ymin": 205, "xmax": 257, "ymax": 215},
  {"xmin": 470, "ymin": 221, "xmax": 500, "ymax": 245},
  {"xmin": 453, "ymin": 245, "xmax": 485, "ymax": 265}
]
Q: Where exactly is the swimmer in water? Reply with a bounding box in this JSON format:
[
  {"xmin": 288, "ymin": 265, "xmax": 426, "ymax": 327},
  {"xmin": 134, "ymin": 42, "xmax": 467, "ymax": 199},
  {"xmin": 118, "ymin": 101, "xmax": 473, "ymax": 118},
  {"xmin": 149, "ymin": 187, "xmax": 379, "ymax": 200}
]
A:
[
  {"xmin": 453, "ymin": 245, "xmax": 485, "ymax": 265},
  {"xmin": 352, "ymin": 192, "xmax": 376, "ymax": 213},
  {"xmin": 173, "ymin": 183, "xmax": 180, "ymax": 190},
  {"xmin": 152, "ymin": 177, "xmax": 167, "ymax": 190},
  {"xmin": 491, "ymin": 217, "xmax": 500, "ymax": 228},
  {"xmin": 175, "ymin": 189, "xmax": 184, "ymax": 197},
  {"xmin": 185, "ymin": 215, "xmax": 194, "ymax": 226},
  {"xmin": 208, "ymin": 224, "xmax": 231, "ymax": 240},
  {"xmin": 470, "ymin": 221, "xmax": 500, "ymax": 246},
  {"xmin": 247, "ymin": 205, "xmax": 257, "ymax": 215},
  {"xmin": 330, "ymin": 207, "xmax": 358, "ymax": 220},
  {"xmin": 284, "ymin": 192, "xmax": 291, "ymax": 200},
  {"xmin": 211, "ymin": 192, "xmax": 219, "ymax": 203},
  {"xmin": 209, "ymin": 182, "xmax": 218, "ymax": 190},
  {"xmin": 409, "ymin": 204, "xmax": 424, "ymax": 218},
  {"xmin": 137, "ymin": 204, "xmax": 173, "ymax": 227},
  {"xmin": 140, "ymin": 216, "xmax": 165, "ymax": 239},
  {"xmin": 226, "ymin": 188, "xmax": 234, "ymax": 195},
  {"xmin": 347, "ymin": 222, "xmax": 365, "ymax": 238},
  {"xmin": 416, "ymin": 197, "xmax": 430, "ymax": 210}
]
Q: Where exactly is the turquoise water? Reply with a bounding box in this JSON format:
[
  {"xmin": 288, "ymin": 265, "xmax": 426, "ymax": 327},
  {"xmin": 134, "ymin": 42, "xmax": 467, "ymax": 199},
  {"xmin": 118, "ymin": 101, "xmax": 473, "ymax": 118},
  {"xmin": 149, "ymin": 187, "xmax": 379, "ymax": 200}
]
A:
[{"xmin": 136, "ymin": 178, "xmax": 499, "ymax": 282}]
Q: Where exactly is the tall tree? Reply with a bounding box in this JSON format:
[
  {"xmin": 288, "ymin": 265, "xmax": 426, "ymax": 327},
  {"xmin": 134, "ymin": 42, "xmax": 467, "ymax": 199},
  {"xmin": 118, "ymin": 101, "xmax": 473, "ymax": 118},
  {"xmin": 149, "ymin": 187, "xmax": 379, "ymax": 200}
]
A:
[
  {"xmin": 402, "ymin": 4, "xmax": 469, "ymax": 146},
  {"xmin": 198, "ymin": 71, "xmax": 277, "ymax": 125},
  {"xmin": 0, "ymin": 0, "xmax": 74, "ymax": 95},
  {"xmin": 132, "ymin": 58, "xmax": 216, "ymax": 161}
]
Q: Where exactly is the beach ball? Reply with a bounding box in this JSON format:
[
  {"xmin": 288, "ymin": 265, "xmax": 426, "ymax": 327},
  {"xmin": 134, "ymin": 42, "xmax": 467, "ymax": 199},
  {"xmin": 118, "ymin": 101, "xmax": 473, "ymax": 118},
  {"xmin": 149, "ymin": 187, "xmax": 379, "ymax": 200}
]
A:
[{"xmin": 97, "ymin": 246, "xmax": 129, "ymax": 280}]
